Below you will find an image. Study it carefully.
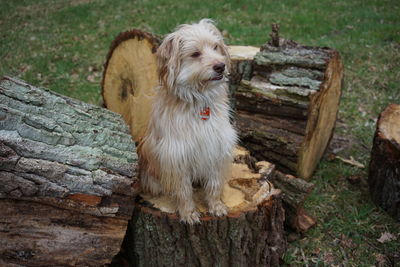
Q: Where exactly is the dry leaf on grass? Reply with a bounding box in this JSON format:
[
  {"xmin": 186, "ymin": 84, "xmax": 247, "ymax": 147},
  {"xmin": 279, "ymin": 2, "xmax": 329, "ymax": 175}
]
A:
[
  {"xmin": 324, "ymin": 252, "xmax": 335, "ymax": 264},
  {"xmin": 374, "ymin": 253, "xmax": 387, "ymax": 267},
  {"xmin": 377, "ymin": 232, "xmax": 396, "ymax": 243},
  {"xmin": 339, "ymin": 234, "xmax": 357, "ymax": 249}
]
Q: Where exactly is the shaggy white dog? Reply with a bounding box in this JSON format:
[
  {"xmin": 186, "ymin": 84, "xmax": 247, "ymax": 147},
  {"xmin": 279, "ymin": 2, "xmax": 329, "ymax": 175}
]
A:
[{"xmin": 138, "ymin": 19, "xmax": 237, "ymax": 224}]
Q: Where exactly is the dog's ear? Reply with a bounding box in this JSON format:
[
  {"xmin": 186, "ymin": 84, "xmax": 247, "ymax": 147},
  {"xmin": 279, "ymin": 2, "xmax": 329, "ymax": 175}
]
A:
[
  {"xmin": 218, "ymin": 40, "xmax": 231, "ymax": 71},
  {"xmin": 157, "ymin": 32, "xmax": 182, "ymax": 90},
  {"xmin": 199, "ymin": 19, "xmax": 231, "ymax": 70}
]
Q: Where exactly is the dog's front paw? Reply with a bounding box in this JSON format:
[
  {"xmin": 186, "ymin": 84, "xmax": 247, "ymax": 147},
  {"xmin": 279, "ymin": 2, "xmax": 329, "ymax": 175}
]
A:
[
  {"xmin": 208, "ymin": 200, "xmax": 228, "ymax": 217},
  {"xmin": 179, "ymin": 210, "xmax": 201, "ymax": 225}
]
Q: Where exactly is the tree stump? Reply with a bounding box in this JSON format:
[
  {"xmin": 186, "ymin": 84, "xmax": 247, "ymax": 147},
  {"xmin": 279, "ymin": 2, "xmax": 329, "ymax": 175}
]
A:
[
  {"xmin": 114, "ymin": 147, "xmax": 286, "ymax": 267},
  {"xmin": 0, "ymin": 77, "xmax": 138, "ymax": 266},
  {"xmin": 369, "ymin": 104, "xmax": 400, "ymax": 221},
  {"xmin": 230, "ymin": 32, "xmax": 343, "ymax": 179}
]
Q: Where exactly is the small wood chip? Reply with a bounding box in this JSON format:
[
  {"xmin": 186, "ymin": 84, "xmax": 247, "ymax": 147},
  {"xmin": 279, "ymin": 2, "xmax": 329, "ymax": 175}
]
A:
[{"xmin": 336, "ymin": 155, "xmax": 365, "ymax": 168}]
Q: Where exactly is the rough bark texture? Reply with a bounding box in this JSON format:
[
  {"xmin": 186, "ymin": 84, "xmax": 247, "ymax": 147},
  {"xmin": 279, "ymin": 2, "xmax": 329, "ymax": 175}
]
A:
[
  {"xmin": 231, "ymin": 36, "xmax": 343, "ymax": 179},
  {"xmin": 112, "ymin": 151, "xmax": 286, "ymax": 267},
  {"xmin": 268, "ymin": 170, "xmax": 315, "ymax": 232},
  {"xmin": 123, "ymin": 197, "xmax": 285, "ymax": 267},
  {"xmin": 368, "ymin": 104, "xmax": 400, "ymax": 221},
  {"xmin": 0, "ymin": 76, "xmax": 138, "ymax": 266}
]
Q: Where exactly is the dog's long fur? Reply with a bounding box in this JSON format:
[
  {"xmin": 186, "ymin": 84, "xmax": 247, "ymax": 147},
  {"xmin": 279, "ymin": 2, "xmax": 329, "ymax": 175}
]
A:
[{"xmin": 138, "ymin": 19, "xmax": 237, "ymax": 224}]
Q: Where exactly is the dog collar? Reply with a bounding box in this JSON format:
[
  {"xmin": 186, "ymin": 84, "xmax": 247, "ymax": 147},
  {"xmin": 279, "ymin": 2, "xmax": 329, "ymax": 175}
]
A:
[{"xmin": 200, "ymin": 107, "xmax": 210, "ymax": 121}]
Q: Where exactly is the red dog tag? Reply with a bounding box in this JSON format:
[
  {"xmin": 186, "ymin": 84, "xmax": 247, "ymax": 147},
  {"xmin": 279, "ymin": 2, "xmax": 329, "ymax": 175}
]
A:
[{"xmin": 200, "ymin": 107, "xmax": 210, "ymax": 121}]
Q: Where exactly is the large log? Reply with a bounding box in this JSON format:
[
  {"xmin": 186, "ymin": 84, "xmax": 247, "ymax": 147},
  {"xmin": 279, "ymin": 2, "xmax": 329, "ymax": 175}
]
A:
[
  {"xmin": 113, "ymin": 148, "xmax": 286, "ymax": 267},
  {"xmin": 369, "ymin": 104, "xmax": 400, "ymax": 221},
  {"xmin": 230, "ymin": 31, "xmax": 343, "ymax": 179},
  {"xmin": 102, "ymin": 29, "xmax": 160, "ymax": 142},
  {"xmin": 0, "ymin": 77, "xmax": 138, "ymax": 266}
]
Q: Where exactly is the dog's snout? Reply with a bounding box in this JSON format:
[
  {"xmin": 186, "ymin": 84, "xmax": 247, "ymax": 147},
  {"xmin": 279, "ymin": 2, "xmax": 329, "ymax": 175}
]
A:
[{"xmin": 213, "ymin": 63, "xmax": 225, "ymax": 74}]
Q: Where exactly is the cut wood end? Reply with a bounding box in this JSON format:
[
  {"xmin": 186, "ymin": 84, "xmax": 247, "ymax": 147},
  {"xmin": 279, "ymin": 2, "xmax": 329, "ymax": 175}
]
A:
[
  {"xmin": 228, "ymin": 45, "xmax": 260, "ymax": 61},
  {"xmin": 298, "ymin": 50, "xmax": 343, "ymax": 179},
  {"xmin": 102, "ymin": 30, "xmax": 160, "ymax": 142},
  {"xmin": 256, "ymin": 161, "xmax": 275, "ymax": 173},
  {"xmin": 140, "ymin": 149, "xmax": 279, "ymax": 217},
  {"xmin": 378, "ymin": 104, "xmax": 400, "ymax": 147},
  {"xmin": 234, "ymin": 145, "xmax": 251, "ymax": 158}
]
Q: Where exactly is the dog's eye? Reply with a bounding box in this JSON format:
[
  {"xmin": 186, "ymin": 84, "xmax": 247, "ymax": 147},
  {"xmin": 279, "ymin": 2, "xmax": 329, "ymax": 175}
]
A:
[
  {"xmin": 191, "ymin": 52, "xmax": 201, "ymax": 58},
  {"xmin": 214, "ymin": 45, "xmax": 218, "ymax": 50}
]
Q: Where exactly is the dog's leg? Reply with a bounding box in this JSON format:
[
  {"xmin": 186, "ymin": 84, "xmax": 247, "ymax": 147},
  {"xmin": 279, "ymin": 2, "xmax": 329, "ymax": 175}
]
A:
[
  {"xmin": 204, "ymin": 171, "xmax": 228, "ymax": 217},
  {"xmin": 140, "ymin": 171, "xmax": 162, "ymax": 195},
  {"xmin": 173, "ymin": 178, "xmax": 200, "ymax": 224}
]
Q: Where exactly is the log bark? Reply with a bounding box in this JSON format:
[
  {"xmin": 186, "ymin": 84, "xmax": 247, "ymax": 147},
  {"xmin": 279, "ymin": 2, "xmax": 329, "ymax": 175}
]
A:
[
  {"xmin": 0, "ymin": 76, "xmax": 138, "ymax": 266},
  {"xmin": 113, "ymin": 148, "xmax": 286, "ymax": 267},
  {"xmin": 230, "ymin": 34, "xmax": 343, "ymax": 179},
  {"xmin": 368, "ymin": 104, "xmax": 400, "ymax": 221},
  {"xmin": 267, "ymin": 169, "xmax": 315, "ymax": 232}
]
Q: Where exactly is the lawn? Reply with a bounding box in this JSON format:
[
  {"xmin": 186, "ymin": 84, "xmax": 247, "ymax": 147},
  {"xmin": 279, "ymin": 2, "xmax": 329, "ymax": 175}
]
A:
[{"xmin": 1, "ymin": 0, "xmax": 399, "ymax": 266}]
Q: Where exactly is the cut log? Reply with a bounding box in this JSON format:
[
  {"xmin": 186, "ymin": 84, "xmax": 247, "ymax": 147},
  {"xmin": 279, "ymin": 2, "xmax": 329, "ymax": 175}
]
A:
[
  {"xmin": 231, "ymin": 31, "xmax": 343, "ymax": 179},
  {"xmin": 0, "ymin": 77, "xmax": 138, "ymax": 266},
  {"xmin": 369, "ymin": 104, "xmax": 400, "ymax": 221},
  {"xmin": 102, "ymin": 29, "xmax": 160, "ymax": 142},
  {"xmin": 267, "ymin": 169, "xmax": 316, "ymax": 232},
  {"xmin": 234, "ymin": 150, "xmax": 316, "ymax": 232},
  {"xmin": 113, "ymin": 148, "xmax": 286, "ymax": 267}
]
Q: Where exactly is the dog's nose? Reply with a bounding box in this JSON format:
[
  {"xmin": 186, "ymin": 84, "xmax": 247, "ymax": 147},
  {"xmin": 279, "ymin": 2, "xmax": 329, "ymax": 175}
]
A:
[{"xmin": 213, "ymin": 63, "xmax": 225, "ymax": 74}]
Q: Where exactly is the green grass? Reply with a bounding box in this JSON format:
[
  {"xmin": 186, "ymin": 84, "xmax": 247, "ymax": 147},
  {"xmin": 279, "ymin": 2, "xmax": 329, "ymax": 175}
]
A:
[{"xmin": 1, "ymin": 0, "xmax": 399, "ymax": 266}]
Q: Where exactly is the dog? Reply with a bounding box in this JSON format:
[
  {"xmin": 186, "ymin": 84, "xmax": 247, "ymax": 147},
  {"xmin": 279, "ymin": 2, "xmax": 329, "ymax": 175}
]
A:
[{"xmin": 138, "ymin": 19, "xmax": 237, "ymax": 224}]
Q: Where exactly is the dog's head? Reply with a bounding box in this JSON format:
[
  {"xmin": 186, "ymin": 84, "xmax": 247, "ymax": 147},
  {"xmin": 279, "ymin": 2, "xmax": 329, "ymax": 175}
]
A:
[{"xmin": 157, "ymin": 19, "xmax": 230, "ymax": 96}]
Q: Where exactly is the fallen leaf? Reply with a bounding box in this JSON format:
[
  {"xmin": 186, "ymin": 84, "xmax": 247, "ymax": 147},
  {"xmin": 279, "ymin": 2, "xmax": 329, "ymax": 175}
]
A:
[
  {"xmin": 324, "ymin": 252, "xmax": 335, "ymax": 264},
  {"xmin": 86, "ymin": 74, "xmax": 96, "ymax": 83},
  {"xmin": 339, "ymin": 234, "xmax": 357, "ymax": 249},
  {"xmin": 19, "ymin": 63, "xmax": 31, "ymax": 73},
  {"xmin": 374, "ymin": 253, "xmax": 387, "ymax": 267},
  {"xmin": 377, "ymin": 232, "xmax": 396, "ymax": 243},
  {"xmin": 326, "ymin": 153, "xmax": 336, "ymax": 161}
]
